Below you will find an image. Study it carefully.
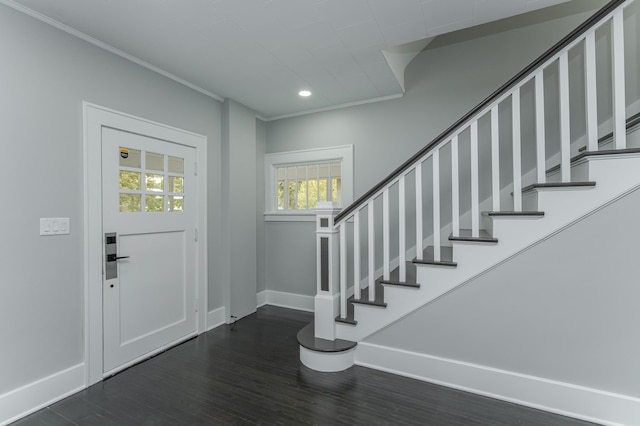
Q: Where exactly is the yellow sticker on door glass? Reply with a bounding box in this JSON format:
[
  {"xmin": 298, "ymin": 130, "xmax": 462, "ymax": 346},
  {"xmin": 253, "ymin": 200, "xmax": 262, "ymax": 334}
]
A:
[{"xmin": 120, "ymin": 148, "xmax": 129, "ymax": 159}]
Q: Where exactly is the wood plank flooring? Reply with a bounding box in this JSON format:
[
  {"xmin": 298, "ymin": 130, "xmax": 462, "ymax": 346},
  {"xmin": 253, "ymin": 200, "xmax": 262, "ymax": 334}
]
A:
[{"xmin": 13, "ymin": 306, "xmax": 596, "ymax": 425}]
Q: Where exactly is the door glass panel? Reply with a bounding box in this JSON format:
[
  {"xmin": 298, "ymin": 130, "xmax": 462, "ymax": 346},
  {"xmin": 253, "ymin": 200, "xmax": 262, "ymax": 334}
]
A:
[
  {"xmin": 119, "ymin": 147, "xmax": 141, "ymax": 168},
  {"xmin": 119, "ymin": 171, "xmax": 141, "ymax": 190},
  {"xmin": 168, "ymin": 156, "xmax": 184, "ymax": 174},
  {"xmin": 169, "ymin": 176, "xmax": 184, "ymax": 193},
  {"xmin": 146, "ymin": 152, "xmax": 164, "ymax": 171},
  {"xmin": 145, "ymin": 195, "xmax": 164, "ymax": 212},
  {"xmin": 120, "ymin": 194, "xmax": 141, "ymax": 212},
  {"xmin": 168, "ymin": 196, "xmax": 184, "ymax": 212},
  {"xmin": 146, "ymin": 174, "xmax": 164, "ymax": 192}
]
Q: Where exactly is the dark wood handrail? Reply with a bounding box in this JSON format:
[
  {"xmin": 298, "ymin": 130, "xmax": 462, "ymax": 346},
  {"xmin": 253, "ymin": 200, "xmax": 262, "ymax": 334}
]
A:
[{"xmin": 335, "ymin": 0, "xmax": 626, "ymax": 224}]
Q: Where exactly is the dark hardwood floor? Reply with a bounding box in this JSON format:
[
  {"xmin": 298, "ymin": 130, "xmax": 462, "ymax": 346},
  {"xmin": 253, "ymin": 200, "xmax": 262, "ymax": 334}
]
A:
[{"xmin": 14, "ymin": 306, "xmax": 596, "ymax": 425}]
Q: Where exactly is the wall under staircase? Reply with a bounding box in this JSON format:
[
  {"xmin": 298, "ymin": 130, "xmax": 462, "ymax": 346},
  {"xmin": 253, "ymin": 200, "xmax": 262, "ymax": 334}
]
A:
[{"xmin": 360, "ymin": 150, "xmax": 640, "ymax": 426}]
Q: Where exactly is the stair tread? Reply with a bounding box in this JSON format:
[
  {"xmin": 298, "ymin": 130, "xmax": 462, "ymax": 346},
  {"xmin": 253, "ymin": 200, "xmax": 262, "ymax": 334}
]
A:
[
  {"xmin": 522, "ymin": 181, "xmax": 596, "ymax": 193},
  {"xmin": 413, "ymin": 245, "xmax": 457, "ymax": 266},
  {"xmin": 375, "ymin": 261, "xmax": 418, "ymax": 285},
  {"xmin": 483, "ymin": 211, "xmax": 544, "ymax": 217},
  {"xmin": 380, "ymin": 279, "xmax": 421, "ymax": 288},
  {"xmin": 297, "ymin": 322, "xmax": 357, "ymax": 352},
  {"xmin": 449, "ymin": 229, "xmax": 497, "ymax": 243}
]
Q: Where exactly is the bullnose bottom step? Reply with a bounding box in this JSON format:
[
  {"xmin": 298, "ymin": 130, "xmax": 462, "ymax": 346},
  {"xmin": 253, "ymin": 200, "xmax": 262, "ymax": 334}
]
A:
[{"xmin": 297, "ymin": 322, "xmax": 357, "ymax": 352}]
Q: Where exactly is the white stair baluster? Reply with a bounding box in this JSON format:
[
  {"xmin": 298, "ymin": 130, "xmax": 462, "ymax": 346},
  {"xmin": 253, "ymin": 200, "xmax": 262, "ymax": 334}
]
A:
[
  {"xmin": 451, "ymin": 136, "xmax": 460, "ymax": 236},
  {"xmin": 399, "ymin": 175, "xmax": 406, "ymax": 282},
  {"xmin": 353, "ymin": 210, "xmax": 361, "ymax": 300},
  {"xmin": 612, "ymin": 9, "xmax": 627, "ymax": 150},
  {"xmin": 535, "ymin": 73, "xmax": 546, "ymax": 184},
  {"xmin": 559, "ymin": 52, "xmax": 571, "ymax": 182},
  {"xmin": 512, "ymin": 88, "xmax": 522, "ymax": 212},
  {"xmin": 383, "ymin": 189, "xmax": 390, "ymax": 281},
  {"xmin": 339, "ymin": 222, "xmax": 347, "ymax": 319},
  {"xmin": 433, "ymin": 150, "xmax": 441, "ymax": 261},
  {"xmin": 368, "ymin": 200, "xmax": 375, "ymax": 302},
  {"xmin": 491, "ymin": 108, "xmax": 500, "ymax": 211},
  {"xmin": 470, "ymin": 122, "xmax": 480, "ymax": 234},
  {"xmin": 585, "ymin": 31, "xmax": 598, "ymax": 152},
  {"xmin": 415, "ymin": 163, "xmax": 423, "ymax": 261}
]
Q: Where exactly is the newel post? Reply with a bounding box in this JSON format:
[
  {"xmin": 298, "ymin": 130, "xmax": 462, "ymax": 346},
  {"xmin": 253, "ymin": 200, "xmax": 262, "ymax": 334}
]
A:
[{"xmin": 314, "ymin": 202, "xmax": 341, "ymax": 340}]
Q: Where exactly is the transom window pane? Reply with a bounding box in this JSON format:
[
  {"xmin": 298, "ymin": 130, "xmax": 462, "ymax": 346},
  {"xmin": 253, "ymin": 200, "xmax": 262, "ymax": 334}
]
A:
[
  {"xmin": 146, "ymin": 174, "xmax": 164, "ymax": 192},
  {"xmin": 169, "ymin": 176, "xmax": 184, "ymax": 193},
  {"xmin": 274, "ymin": 161, "xmax": 341, "ymax": 211},
  {"xmin": 146, "ymin": 152, "xmax": 164, "ymax": 171},
  {"xmin": 168, "ymin": 196, "xmax": 184, "ymax": 212},
  {"xmin": 120, "ymin": 194, "xmax": 141, "ymax": 213},
  {"xmin": 145, "ymin": 195, "xmax": 164, "ymax": 212},
  {"xmin": 119, "ymin": 147, "xmax": 141, "ymax": 168},
  {"xmin": 168, "ymin": 156, "xmax": 184, "ymax": 174},
  {"xmin": 120, "ymin": 171, "xmax": 141, "ymax": 190}
]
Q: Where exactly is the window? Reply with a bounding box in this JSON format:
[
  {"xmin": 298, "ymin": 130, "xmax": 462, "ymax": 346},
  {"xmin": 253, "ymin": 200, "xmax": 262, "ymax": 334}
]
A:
[
  {"xmin": 265, "ymin": 145, "xmax": 353, "ymax": 221},
  {"xmin": 119, "ymin": 147, "xmax": 185, "ymax": 213}
]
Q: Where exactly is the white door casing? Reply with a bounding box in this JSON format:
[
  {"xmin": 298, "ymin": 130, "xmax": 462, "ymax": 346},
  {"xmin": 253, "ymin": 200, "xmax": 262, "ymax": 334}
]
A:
[{"xmin": 83, "ymin": 103, "xmax": 208, "ymax": 385}]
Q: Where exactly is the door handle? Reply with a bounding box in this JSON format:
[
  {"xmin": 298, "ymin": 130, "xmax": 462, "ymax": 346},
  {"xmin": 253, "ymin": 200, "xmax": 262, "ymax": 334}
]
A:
[{"xmin": 106, "ymin": 254, "xmax": 130, "ymax": 262}]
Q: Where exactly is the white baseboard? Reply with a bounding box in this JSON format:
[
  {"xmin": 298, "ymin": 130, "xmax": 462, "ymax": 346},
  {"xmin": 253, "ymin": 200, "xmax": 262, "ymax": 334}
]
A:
[
  {"xmin": 206, "ymin": 306, "xmax": 226, "ymax": 331},
  {"xmin": 0, "ymin": 364, "xmax": 85, "ymax": 426},
  {"xmin": 257, "ymin": 290, "xmax": 314, "ymax": 312},
  {"xmin": 257, "ymin": 290, "xmax": 268, "ymax": 308},
  {"xmin": 356, "ymin": 343, "xmax": 640, "ymax": 426}
]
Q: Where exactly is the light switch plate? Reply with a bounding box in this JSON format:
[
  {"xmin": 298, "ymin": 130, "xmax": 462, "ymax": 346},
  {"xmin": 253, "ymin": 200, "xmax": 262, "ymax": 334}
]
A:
[{"xmin": 40, "ymin": 218, "xmax": 70, "ymax": 236}]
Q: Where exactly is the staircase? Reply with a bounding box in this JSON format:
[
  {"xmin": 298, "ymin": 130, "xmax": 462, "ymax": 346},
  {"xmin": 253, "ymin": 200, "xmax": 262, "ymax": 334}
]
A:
[{"xmin": 298, "ymin": 1, "xmax": 640, "ymax": 416}]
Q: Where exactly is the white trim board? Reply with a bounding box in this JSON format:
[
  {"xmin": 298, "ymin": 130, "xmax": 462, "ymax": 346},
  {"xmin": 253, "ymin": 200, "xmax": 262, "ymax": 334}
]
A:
[
  {"xmin": 207, "ymin": 307, "xmax": 226, "ymax": 331},
  {"xmin": 83, "ymin": 102, "xmax": 209, "ymax": 386},
  {"xmin": 356, "ymin": 343, "xmax": 640, "ymax": 426},
  {"xmin": 0, "ymin": 364, "xmax": 84, "ymax": 426},
  {"xmin": 257, "ymin": 290, "xmax": 314, "ymax": 312}
]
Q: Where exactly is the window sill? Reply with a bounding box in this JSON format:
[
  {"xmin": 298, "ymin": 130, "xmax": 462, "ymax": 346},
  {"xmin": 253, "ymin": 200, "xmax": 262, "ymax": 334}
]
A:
[{"xmin": 264, "ymin": 212, "xmax": 316, "ymax": 222}]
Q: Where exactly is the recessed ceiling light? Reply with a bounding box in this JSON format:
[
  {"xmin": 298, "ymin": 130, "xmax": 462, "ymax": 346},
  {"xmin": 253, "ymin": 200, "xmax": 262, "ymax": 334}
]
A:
[{"xmin": 298, "ymin": 90, "xmax": 312, "ymax": 97}]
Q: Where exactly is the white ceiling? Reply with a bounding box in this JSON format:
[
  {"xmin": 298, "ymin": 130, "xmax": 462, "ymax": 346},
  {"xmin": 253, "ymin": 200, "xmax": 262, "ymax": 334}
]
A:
[{"xmin": 4, "ymin": 0, "xmax": 570, "ymax": 119}]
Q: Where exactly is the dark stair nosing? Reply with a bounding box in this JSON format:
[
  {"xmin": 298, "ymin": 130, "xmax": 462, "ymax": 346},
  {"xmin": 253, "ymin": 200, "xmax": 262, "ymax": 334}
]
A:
[
  {"xmin": 380, "ymin": 279, "xmax": 421, "ymax": 288},
  {"xmin": 335, "ymin": 316, "xmax": 357, "ymax": 326},
  {"xmin": 413, "ymin": 258, "xmax": 457, "ymax": 267},
  {"xmin": 483, "ymin": 211, "xmax": 544, "ymax": 217},
  {"xmin": 449, "ymin": 229, "xmax": 498, "ymax": 244},
  {"xmin": 522, "ymin": 181, "xmax": 596, "ymax": 193},
  {"xmin": 297, "ymin": 322, "xmax": 357, "ymax": 352},
  {"xmin": 351, "ymin": 298, "xmax": 387, "ymax": 308}
]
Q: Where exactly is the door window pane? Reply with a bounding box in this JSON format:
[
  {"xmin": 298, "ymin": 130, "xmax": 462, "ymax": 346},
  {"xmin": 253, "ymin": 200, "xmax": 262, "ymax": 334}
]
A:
[
  {"xmin": 146, "ymin": 174, "xmax": 164, "ymax": 192},
  {"xmin": 168, "ymin": 196, "xmax": 184, "ymax": 212},
  {"xmin": 168, "ymin": 156, "xmax": 184, "ymax": 174},
  {"xmin": 119, "ymin": 171, "xmax": 141, "ymax": 190},
  {"xmin": 120, "ymin": 194, "xmax": 141, "ymax": 212},
  {"xmin": 145, "ymin": 195, "xmax": 164, "ymax": 212},
  {"xmin": 119, "ymin": 147, "xmax": 141, "ymax": 168},
  {"xmin": 169, "ymin": 176, "xmax": 184, "ymax": 193},
  {"xmin": 146, "ymin": 152, "xmax": 164, "ymax": 171}
]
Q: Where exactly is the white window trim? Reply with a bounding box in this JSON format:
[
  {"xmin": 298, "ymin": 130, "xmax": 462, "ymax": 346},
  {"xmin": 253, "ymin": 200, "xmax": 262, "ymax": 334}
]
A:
[{"xmin": 264, "ymin": 145, "xmax": 353, "ymax": 222}]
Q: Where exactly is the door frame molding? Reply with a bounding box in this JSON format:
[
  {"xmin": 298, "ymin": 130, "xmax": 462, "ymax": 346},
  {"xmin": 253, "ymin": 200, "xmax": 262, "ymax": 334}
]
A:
[{"xmin": 83, "ymin": 102, "xmax": 208, "ymax": 386}]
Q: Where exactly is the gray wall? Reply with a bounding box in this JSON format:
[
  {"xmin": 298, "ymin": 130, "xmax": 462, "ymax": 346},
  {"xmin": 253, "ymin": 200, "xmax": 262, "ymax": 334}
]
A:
[
  {"xmin": 365, "ymin": 184, "xmax": 640, "ymax": 398},
  {"xmin": 0, "ymin": 4, "xmax": 222, "ymax": 395},
  {"xmin": 222, "ymin": 100, "xmax": 259, "ymax": 320},
  {"xmin": 256, "ymin": 119, "xmax": 267, "ymax": 294},
  {"xmin": 263, "ymin": 1, "xmax": 607, "ymax": 298}
]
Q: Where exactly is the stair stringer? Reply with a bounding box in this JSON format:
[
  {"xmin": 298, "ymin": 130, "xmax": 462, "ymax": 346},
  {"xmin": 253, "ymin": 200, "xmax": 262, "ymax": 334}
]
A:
[{"xmin": 335, "ymin": 153, "xmax": 640, "ymax": 343}]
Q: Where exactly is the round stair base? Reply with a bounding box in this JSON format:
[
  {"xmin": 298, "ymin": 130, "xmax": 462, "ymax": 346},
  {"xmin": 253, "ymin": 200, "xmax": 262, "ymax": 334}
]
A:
[{"xmin": 299, "ymin": 346, "xmax": 355, "ymax": 372}]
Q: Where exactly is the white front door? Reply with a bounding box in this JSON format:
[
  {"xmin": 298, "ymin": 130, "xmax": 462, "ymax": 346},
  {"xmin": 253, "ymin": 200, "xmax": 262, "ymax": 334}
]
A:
[{"xmin": 101, "ymin": 126, "xmax": 197, "ymax": 375}]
